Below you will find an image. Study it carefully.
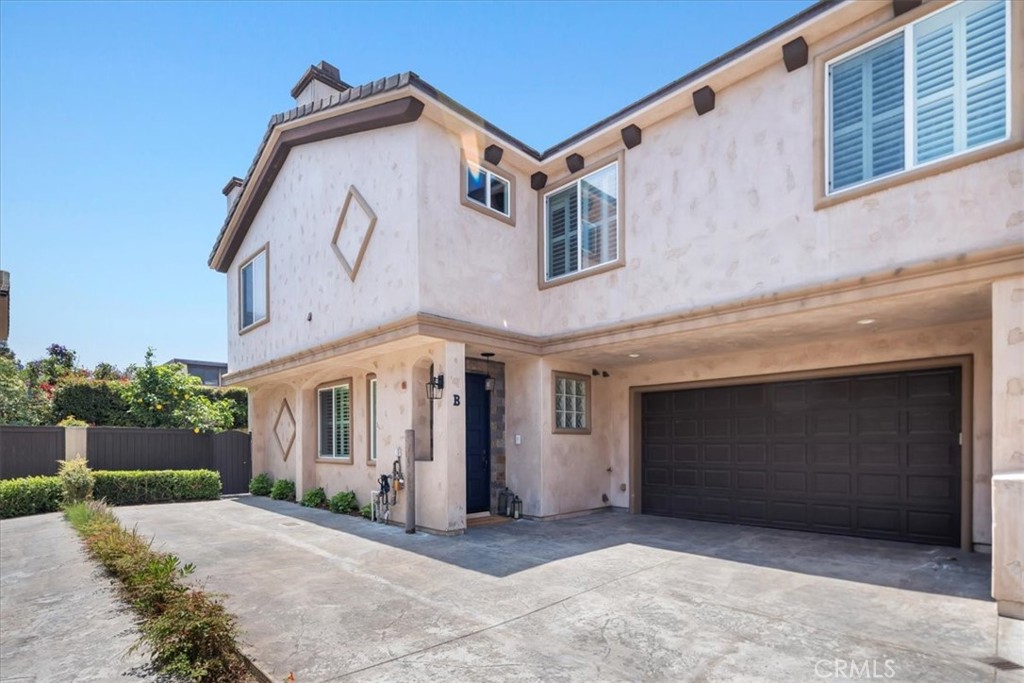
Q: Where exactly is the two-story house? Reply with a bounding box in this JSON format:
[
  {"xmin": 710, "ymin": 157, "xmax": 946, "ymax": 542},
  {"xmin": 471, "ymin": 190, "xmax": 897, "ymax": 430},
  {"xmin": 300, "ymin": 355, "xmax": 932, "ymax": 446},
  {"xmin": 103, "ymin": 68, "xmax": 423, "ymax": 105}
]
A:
[{"xmin": 209, "ymin": 0, "xmax": 1023, "ymax": 620}]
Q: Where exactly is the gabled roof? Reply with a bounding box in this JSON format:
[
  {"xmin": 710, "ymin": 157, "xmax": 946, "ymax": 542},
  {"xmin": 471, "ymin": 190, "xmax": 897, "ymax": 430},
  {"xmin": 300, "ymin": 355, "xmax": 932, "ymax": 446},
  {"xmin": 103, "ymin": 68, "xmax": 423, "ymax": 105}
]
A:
[{"xmin": 210, "ymin": 0, "xmax": 846, "ymax": 271}]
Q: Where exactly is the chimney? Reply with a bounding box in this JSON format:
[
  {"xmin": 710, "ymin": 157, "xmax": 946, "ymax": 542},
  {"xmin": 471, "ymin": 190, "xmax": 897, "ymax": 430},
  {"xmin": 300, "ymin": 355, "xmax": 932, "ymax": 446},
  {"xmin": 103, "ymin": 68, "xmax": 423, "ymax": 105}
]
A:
[
  {"xmin": 290, "ymin": 60, "xmax": 350, "ymax": 106},
  {"xmin": 222, "ymin": 177, "xmax": 244, "ymax": 213}
]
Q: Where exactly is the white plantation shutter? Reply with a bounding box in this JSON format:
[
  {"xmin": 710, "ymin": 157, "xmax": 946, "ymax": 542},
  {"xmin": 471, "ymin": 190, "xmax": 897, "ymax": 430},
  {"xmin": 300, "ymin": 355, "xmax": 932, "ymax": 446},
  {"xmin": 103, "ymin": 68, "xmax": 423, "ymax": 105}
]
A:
[
  {"xmin": 829, "ymin": 36, "xmax": 905, "ymax": 191},
  {"xmin": 318, "ymin": 389, "xmax": 333, "ymax": 457},
  {"xmin": 546, "ymin": 186, "xmax": 578, "ymax": 280},
  {"xmin": 334, "ymin": 385, "xmax": 351, "ymax": 459},
  {"xmin": 827, "ymin": 0, "xmax": 1008, "ymax": 195},
  {"xmin": 318, "ymin": 385, "xmax": 351, "ymax": 458},
  {"xmin": 915, "ymin": 0, "xmax": 1007, "ymax": 163},
  {"xmin": 965, "ymin": 0, "xmax": 1007, "ymax": 147}
]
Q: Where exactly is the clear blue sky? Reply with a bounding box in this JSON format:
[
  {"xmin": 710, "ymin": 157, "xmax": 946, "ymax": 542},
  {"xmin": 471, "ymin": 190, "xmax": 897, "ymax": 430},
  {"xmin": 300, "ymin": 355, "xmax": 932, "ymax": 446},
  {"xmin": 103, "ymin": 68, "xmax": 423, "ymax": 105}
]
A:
[{"xmin": 0, "ymin": 0, "xmax": 814, "ymax": 370}]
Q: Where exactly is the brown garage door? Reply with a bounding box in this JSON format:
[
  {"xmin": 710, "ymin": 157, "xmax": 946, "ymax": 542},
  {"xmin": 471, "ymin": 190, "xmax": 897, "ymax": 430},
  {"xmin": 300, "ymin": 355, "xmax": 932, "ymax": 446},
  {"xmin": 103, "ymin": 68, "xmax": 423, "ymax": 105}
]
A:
[{"xmin": 641, "ymin": 367, "xmax": 961, "ymax": 546}]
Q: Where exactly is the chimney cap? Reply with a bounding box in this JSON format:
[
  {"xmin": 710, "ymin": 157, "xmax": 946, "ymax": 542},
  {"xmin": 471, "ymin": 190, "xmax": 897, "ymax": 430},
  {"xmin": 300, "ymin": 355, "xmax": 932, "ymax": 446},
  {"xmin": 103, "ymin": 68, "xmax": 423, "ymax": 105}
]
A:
[
  {"xmin": 290, "ymin": 60, "xmax": 351, "ymax": 99},
  {"xmin": 221, "ymin": 176, "xmax": 244, "ymax": 196}
]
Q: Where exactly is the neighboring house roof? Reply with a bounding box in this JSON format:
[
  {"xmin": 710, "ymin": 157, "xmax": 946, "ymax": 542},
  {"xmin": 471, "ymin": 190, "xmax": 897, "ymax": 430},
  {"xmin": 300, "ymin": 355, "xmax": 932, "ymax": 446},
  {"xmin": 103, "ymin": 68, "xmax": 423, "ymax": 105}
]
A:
[
  {"xmin": 209, "ymin": 0, "xmax": 845, "ymax": 271},
  {"xmin": 164, "ymin": 358, "xmax": 228, "ymax": 369}
]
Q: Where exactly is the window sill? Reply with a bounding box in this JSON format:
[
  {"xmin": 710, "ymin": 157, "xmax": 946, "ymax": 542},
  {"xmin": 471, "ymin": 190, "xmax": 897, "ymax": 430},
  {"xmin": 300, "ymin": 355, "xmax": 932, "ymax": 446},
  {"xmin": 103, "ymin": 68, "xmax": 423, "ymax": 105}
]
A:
[
  {"xmin": 552, "ymin": 427, "xmax": 592, "ymax": 436},
  {"xmin": 239, "ymin": 317, "xmax": 269, "ymax": 336},
  {"xmin": 316, "ymin": 457, "xmax": 353, "ymax": 465},
  {"xmin": 538, "ymin": 258, "xmax": 625, "ymax": 291},
  {"xmin": 815, "ymin": 135, "xmax": 1023, "ymax": 211},
  {"xmin": 460, "ymin": 195, "xmax": 515, "ymax": 227}
]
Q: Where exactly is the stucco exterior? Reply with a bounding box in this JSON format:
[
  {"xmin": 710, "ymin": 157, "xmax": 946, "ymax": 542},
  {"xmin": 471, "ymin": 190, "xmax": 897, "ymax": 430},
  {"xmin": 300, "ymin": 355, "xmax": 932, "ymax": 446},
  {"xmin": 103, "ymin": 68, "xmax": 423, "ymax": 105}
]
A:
[{"xmin": 212, "ymin": 0, "xmax": 1023, "ymax": 613}]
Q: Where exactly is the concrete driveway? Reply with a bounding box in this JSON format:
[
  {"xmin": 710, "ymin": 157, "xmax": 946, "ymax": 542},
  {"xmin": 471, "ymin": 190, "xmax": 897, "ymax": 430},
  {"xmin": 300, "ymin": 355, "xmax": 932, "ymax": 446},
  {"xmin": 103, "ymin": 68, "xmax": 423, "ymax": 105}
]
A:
[{"xmin": 110, "ymin": 498, "xmax": 1016, "ymax": 682}]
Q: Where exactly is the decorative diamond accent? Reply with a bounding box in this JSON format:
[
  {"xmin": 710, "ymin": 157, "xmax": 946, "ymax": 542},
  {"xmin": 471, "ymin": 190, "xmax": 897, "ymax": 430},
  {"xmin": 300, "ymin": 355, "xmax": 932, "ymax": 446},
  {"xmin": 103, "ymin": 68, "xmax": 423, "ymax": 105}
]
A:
[
  {"xmin": 273, "ymin": 399, "xmax": 296, "ymax": 461},
  {"xmin": 331, "ymin": 185, "xmax": 377, "ymax": 281}
]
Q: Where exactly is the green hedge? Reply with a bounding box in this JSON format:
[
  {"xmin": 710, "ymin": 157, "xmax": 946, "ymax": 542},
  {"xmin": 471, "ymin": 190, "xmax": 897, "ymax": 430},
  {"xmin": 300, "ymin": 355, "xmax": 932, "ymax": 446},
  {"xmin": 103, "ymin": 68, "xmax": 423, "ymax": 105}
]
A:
[
  {"xmin": 52, "ymin": 379, "xmax": 131, "ymax": 426},
  {"xmin": 93, "ymin": 470, "xmax": 222, "ymax": 506},
  {"xmin": 0, "ymin": 469, "xmax": 223, "ymax": 517},
  {"xmin": 0, "ymin": 476, "xmax": 63, "ymax": 518}
]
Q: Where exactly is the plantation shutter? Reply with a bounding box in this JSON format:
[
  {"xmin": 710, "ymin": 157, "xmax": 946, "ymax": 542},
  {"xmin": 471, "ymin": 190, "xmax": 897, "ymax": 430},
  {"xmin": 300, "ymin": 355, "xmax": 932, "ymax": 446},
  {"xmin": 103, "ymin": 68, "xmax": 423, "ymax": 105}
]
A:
[
  {"xmin": 915, "ymin": 18, "xmax": 956, "ymax": 163},
  {"xmin": 334, "ymin": 385, "xmax": 351, "ymax": 459},
  {"xmin": 318, "ymin": 389, "xmax": 333, "ymax": 457},
  {"xmin": 546, "ymin": 185, "xmax": 579, "ymax": 279},
  {"xmin": 829, "ymin": 36, "xmax": 904, "ymax": 191},
  {"xmin": 915, "ymin": 0, "xmax": 1007, "ymax": 163},
  {"xmin": 964, "ymin": 0, "xmax": 1007, "ymax": 147}
]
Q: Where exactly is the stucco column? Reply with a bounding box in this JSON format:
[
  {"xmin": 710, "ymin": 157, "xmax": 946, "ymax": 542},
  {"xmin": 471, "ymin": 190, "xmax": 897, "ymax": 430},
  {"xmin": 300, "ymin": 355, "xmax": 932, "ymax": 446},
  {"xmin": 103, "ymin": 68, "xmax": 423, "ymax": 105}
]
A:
[
  {"xmin": 64, "ymin": 426, "xmax": 87, "ymax": 461},
  {"xmin": 991, "ymin": 275, "xmax": 1024, "ymax": 620},
  {"xmin": 293, "ymin": 384, "xmax": 316, "ymax": 499},
  {"xmin": 440, "ymin": 341, "xmax": 467, "ymax": 532}
]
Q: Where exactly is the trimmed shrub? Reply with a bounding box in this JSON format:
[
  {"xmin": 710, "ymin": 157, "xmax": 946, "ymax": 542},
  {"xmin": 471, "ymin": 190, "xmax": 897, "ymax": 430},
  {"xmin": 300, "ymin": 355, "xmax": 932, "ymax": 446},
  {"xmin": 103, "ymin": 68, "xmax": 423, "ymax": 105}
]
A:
[
  {"xmin": 329, "ymin": 490, "xmax": 358, "ymax": 514},
  {"xmin": 93, "ymin": 470, "xmax": 221, "ymax": 506},
  {"xmin": 58, "ymin": 456, "xmax": 94, "ymax": 503},
  {"xmin": 65, "ymin": 501, "xmax": 247, "ymax": 682},
  {"xmin": 248, "ymin": 473, "xmax": 273, "ymax": 496},
  {"xmin": 0, "ymin": 476, "xmax": 63, "ymax": 518},
  {"xmin": 52, "ymin": 378, "xmax": 130, "ymax": 426},
  {"xmin": 270, "ymin": 478, "xmax": 295, "ymax": 502},
  {"xmin": 57, "ymin": 415, "xmax": 89, "ymax": 427},
  {"xmin": 301, "ymin": 486, "xmax": 327, "ymax": 508}
]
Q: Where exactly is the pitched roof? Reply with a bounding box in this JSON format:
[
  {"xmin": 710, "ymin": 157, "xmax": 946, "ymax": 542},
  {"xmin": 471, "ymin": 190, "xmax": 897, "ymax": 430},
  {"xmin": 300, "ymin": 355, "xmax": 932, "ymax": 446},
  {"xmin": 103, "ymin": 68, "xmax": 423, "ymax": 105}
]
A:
[{"xmin": 210, "ymin": 0, "xmax": 844, "ymax": 269}]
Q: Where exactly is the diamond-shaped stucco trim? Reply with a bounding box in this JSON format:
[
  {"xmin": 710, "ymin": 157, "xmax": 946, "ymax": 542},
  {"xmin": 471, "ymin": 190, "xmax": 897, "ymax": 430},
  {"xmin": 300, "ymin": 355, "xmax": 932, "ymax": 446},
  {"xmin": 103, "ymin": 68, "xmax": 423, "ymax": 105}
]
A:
[
  {"xmin": 331, "ymin": 186, "xmax": 378, "ymax": 281},
  {"xmin": 273, "ymin": 398, "xmax": 296, "ymax": 462}
]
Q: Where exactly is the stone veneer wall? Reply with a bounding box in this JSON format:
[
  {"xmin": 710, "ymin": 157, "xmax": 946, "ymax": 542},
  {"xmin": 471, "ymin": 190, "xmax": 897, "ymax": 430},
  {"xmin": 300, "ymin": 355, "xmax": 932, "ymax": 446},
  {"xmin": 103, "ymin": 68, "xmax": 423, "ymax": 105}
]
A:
[{"xmin": 466, "ymin": 357, "xmax": 506, "ymax": 513}]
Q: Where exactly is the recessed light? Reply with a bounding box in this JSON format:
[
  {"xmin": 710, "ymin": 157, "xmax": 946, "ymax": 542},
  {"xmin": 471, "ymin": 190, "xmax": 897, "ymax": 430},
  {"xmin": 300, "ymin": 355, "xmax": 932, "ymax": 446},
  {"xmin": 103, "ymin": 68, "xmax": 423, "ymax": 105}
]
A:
[
  {"xmin": 857, "ymin": 318, "xmax": 876, "ymax": 325},
  {"xmin": 628, "ymin": 353, "xmax": 640, "ymax": 358}
]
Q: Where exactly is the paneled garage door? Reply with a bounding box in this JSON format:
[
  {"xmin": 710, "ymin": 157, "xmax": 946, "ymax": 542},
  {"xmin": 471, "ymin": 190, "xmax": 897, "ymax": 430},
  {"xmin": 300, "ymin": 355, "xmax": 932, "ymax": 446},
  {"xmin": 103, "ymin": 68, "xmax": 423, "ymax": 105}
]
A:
[{"xmin": 641, "ymin": 367, "xmax": 962, "ymax": 546}]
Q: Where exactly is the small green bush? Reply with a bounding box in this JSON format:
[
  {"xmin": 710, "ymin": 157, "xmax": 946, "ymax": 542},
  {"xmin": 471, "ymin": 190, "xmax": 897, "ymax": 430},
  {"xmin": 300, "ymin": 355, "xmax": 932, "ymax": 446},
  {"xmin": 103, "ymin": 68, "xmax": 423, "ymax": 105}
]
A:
[
  {"xmin": 58, "ymin": 456, "xmax": 94, "ymax": 504},
  {"xmin": 359, "ymin": 503, "xmax": 372, "ymax": 519},
  {"xmin": 329, "ymin": 490, "xmax": 358, "ymax": 514},
  {"xmin": 0, "ymin": 476, "xmax": 63, "ymax": 518},
  {"xmin": 270, "ymin": 479, "xmax": 295, "ymax": 502},
  {"xmin": 93, "ymin": 470, "xmax": 221, "ymax": 506},
  {"xmin": 65, "ymin": 501, "xmax": 247, "ymax": 682},
  {"xmin": 301, "ymin": 486, "xmax": 327, "ymax": 508},
  {"xmin": 57, "ymin": 415, "xmax": 89, "ymax": 427},
  {"xmin": 248, "ymin": 473, "xmax": 273, "ymax": 496}
]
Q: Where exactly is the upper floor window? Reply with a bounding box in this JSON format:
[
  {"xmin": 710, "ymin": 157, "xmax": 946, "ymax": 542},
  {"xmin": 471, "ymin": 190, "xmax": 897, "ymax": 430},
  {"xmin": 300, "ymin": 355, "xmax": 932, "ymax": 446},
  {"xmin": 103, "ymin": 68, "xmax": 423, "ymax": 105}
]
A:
[
  {"xmin": 239, "ymin": 246, "xmax": 268, "ymax": 332},
  {"xmin": 827, "ymin": 0, "xmax": 1008, "ymax": 194},
  {"xmin": 318, "ymin": 382, "xmax": 352, "ymax": 460},
  {"xmin": 544, "ymin": 161, "xmax": 619, "ymax": 282},
  {"xmin": 466, "ymin": 164, "xmax": 510, "ymax": 216}
]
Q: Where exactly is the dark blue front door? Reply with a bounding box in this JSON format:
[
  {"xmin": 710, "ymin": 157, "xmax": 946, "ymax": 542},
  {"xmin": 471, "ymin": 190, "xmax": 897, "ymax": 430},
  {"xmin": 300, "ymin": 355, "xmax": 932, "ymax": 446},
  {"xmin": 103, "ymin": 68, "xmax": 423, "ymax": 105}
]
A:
[{"xmin": 465, "ymin": 373, "xmax": 491, "ymax": 514}]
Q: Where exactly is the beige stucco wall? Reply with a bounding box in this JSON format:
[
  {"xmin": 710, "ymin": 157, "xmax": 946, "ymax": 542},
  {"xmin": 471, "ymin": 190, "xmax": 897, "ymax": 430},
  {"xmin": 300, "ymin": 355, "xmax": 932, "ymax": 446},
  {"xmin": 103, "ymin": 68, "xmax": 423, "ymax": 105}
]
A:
[
  {"xmin": 248, "ymin": 339, "xmax": 467, "ymax": 534},
  {"xmin": 991, "ymin": 276, "xmax": 1024, "ymax": 616},
  {"xmin": 226, "ymin": 124, "xmax": 421, "ymax": 374},
  {"xmin": 401, "ymin": 4, "xmax": 1022, "ymax": 339}
]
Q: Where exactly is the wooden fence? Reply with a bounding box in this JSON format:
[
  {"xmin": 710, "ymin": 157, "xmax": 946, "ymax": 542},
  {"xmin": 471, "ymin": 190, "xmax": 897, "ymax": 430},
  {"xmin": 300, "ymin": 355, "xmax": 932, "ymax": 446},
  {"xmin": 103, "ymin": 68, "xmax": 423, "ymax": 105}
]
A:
[
  {"xmin": 0, "ymin": 426, "xmax": 65, "ymax": 479},
  {"xmin": 0, "ymin": 426, "xmax": 251, "ymax": 494}
]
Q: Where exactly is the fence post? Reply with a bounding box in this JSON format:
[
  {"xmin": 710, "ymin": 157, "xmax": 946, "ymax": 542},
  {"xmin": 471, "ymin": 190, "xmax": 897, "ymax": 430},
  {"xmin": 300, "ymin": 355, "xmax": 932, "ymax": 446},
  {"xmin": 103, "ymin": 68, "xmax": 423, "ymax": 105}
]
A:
[{"xmin": 64, "ymin": 426, "xmax": 88, "ymax": 462}]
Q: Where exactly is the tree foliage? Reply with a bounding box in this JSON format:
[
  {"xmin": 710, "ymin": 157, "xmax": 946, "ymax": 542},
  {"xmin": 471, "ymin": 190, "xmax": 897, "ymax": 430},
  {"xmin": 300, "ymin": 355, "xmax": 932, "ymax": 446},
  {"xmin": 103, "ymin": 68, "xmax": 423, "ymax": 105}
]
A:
[{"xmin": 123, "ymin": 350, "xmax": 234, "ymax": 433}]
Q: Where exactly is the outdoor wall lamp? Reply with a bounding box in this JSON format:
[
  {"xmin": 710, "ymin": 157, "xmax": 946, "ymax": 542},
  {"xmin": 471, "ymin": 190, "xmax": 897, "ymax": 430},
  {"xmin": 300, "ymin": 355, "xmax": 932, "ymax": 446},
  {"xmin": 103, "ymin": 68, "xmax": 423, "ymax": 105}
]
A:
[
  {"xmin": 482, "ymin": 352, "xmax": 496, "ymax": 391},
  {"xmin": 426, "ymin": 374, "xmax": 445, "ymax": 401}
]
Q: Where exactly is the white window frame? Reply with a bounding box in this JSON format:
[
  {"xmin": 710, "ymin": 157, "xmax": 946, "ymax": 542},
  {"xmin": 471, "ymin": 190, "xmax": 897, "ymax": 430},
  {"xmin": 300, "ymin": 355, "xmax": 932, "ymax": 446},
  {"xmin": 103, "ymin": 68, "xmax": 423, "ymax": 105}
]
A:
[
  {"xmin": 465, "ymin": 164, "xmax": 512, "ymax": 217},
  {"xmin": 367, "ymin": 376, "xmax": 378, "ymax": 463},
  {"xmin": 824, "ymin": 0, "xmax": 1011, "ymax": 196},
  {"xmin": 543, "ymin": 160, "xmax": 620, "ymax": 283},
  {"xmin": 318, "ymin": 382, "xmax": 352, "ymax": 461},
  {"xmin": 239, "ymin": 245, "xmax": 269, "ymax": 333},
  {"xmin": 552, "ymin": 371, "xmax": 591, "ymax": 435}
]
